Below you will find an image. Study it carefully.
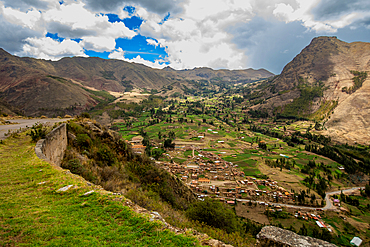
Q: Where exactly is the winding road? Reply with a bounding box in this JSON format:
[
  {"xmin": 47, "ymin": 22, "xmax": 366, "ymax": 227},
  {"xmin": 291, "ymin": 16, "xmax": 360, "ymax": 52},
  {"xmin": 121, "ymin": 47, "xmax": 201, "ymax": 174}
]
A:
[{"xmin": 0, "ymin": 118, "xmax": 71, "ymax": 140}]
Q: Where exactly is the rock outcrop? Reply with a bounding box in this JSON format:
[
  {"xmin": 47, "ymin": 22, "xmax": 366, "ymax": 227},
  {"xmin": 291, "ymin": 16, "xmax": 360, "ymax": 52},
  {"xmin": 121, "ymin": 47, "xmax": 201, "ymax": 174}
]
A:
[{"xmin": 256, "ymin": 226, "xmax": 336, "ymax": 247}]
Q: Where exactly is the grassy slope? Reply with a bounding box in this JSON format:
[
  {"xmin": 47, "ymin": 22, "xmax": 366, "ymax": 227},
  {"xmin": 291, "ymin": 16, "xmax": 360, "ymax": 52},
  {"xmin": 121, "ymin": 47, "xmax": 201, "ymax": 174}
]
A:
[{"xmin": 0, "ymin": 133, "xmax": 199, "ymax": 246}]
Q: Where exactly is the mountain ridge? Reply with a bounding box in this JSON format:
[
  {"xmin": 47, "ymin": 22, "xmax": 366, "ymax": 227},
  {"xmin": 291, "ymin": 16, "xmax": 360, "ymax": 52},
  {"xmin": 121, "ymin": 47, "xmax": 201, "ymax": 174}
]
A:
[
  {"xmin": 253, "ymin": 36, "xmax": 370, "ymax": 144},
  {"xmin": 0, "ymin": 48, "xmax": 273, "ymax": 116}
]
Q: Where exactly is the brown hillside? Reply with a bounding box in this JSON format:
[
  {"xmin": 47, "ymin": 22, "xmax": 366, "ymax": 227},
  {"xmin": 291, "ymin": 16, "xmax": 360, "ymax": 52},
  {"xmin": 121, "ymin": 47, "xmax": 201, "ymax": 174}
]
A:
[
  {"xmin": 257, "ymin": 36, "xmax": 370, "ymax": 144},
  {"xmin": 0, "ymin": 48, "xmax": 273, "ymax": 116},
  {"xmin": 166, "ymin": 67, "xmax": 273, "ymax": 82}
]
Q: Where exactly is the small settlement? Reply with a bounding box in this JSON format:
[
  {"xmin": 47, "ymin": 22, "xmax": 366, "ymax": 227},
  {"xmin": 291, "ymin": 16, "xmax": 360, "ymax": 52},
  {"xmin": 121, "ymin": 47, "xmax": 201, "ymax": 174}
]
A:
[{"xmin": 156, "ymin": 149, "xmax": 295, "ymax": 205}]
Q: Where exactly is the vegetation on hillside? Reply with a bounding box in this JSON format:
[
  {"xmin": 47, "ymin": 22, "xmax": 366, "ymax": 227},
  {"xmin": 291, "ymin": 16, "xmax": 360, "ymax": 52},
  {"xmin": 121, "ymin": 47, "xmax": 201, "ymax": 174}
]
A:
[
  {"xmin": 62, "ymin": 118, "xmax": 258, "ymax": 246},
  {"xmin": 342, "ymin": 71, "xmax": 368, "ymax": 94},
  {"xmin": 0, "ymin": 132, "xmax": 200, "ymax": 246},
  {"xmin": 282, "ymin": 84, "xmax": 324, "ymax": 117}
]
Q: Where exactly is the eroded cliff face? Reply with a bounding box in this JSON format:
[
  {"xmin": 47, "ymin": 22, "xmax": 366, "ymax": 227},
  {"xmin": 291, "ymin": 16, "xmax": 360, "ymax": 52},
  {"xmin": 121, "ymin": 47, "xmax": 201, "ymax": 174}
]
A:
[
  {"xmin": 320, "ymin": 42, "xmax": 370, "ymax": 145},
  {"xmin": 256, "ymin": 226, "xmax": 336, "ymax": 247}
]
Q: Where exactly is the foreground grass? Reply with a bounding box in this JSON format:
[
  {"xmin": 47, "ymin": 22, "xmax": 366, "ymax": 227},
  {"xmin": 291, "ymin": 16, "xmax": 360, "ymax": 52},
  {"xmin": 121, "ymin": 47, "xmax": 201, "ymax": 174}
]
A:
[{"xmin": 0, "ymin": 134, "xmax": 200, "ymax": 246}]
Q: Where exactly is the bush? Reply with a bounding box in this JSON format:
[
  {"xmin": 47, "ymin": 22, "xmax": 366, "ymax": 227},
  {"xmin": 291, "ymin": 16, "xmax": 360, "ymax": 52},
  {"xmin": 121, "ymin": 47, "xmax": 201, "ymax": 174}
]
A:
[
  {"xmin": 76, "ymin": 134, "xmax": 92, "ymax": 149},
  {"xmin": 80, "ymin": 112, "xmax": 91, "ymax": 118},
  {"xmin": 186, "ymin": 198, "xmax": 241, "ymax": 233},
  {"xmin": 27, "ymin": 123, "xmax": 46, "ymax": 142},
  {"xmin": 95, "ymin": 145, "xmax": 115, "ymax": 166},
  {"xmin": 61, "ymin": 159, "xmax": 85, "ymax": 175}
]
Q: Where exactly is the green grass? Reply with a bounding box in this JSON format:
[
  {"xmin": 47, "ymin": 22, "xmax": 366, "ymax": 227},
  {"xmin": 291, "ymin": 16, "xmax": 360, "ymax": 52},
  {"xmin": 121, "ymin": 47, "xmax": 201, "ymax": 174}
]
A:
[
  {"xmin": 0, "ymin": 134, "xmax": 199, "ymax": 246},
  {"xmin": 228, "ymin": 142, "xmax": 236, "ymax": 147},
  {"xmin": 242, "ymin": 168, "xmax": 261, "ymax": 176},
  {"xmin": 184, "ymin": 150, "xmax": 198, "ymax": 157},
  {"xmin": 173, "ymin": 158, "xmax": 187, "ymax": 164}
]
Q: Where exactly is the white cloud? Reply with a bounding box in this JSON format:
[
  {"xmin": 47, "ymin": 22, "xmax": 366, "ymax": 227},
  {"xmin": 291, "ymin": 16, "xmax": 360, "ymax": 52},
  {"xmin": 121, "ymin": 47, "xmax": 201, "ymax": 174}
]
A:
[
  {"xmin": 271, "ymin": 0, "xmax": 370, "ymax": 32},
  {"xmin": 17, "ymin": 37, "xmax": 87, "ymax": 60},
  {"xmin": 1, "ymin": 0, "xmax": 370, "ymax": 72},
  {"xmin": 1, "ymin": 1, "xmax": 137, "ymax": 58},
  {"xmin": 146, "ymin": 38, "xmax": 158, "ymax": 46},
  {"xmin": 139, "ymin": 0, "xmax": 252, "ymax": 70},
  {"xmin": 108, "ymin": 47, "xmax": 167, "ymax": 69},
  {"xmin": 81, "ymin": 36, "xmax": 116, "ymax": 52},
  {"xmin": 1, "ymin": 5, "xmax": 42, "ymax": 30},
  {"xmin": 43, "ymin": 2, "xmax": 136, "ymax": 42}
]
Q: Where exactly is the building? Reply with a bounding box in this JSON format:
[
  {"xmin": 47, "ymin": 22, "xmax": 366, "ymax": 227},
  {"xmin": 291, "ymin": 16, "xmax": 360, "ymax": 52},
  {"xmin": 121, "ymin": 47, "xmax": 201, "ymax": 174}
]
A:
[
  {"xmin": 130, "ymin": 136, "xmax": 144, "ymax": 144},
  {"xmin": 350, "ymin": 237, "xmax": 362, "ymax": 247},
  {"xmin": 198, "ymin": 178, "xmax": 211, "ymax": 183},
  {"xmin": 131, "ymin": 144, "xmax": 146, "ymax": 154}
]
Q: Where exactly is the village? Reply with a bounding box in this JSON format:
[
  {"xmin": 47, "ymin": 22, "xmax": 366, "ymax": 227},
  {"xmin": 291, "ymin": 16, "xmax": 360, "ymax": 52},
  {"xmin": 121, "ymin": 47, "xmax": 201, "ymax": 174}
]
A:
[
  {"xmin": 124, "ymin": 124, "xmax": 367, "ymax": 246},
  {"xmin": 156, "ymin": 148, "xmax": 295, "ymax": 205},
  {"xmin": 155, "ymin": 147, "xmax": 343, "ymax": 234}
]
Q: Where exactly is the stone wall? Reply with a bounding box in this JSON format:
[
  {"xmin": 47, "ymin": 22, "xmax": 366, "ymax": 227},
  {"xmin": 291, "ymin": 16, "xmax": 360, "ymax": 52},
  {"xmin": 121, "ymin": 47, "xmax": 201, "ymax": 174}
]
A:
[
  {"xmin": 35, "ymin": 123, "xmax": 67, "ymax": 166},
  {"xmin": 256, "ymin": 226, "xmax": 337, "ymax": 247}
]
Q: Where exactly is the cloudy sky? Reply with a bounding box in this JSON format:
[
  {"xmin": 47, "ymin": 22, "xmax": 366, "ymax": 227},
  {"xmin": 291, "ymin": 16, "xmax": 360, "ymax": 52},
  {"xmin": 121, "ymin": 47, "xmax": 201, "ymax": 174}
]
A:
[{"xmin": 1, "ymin": 0, "xmax": 370, "ymax": 74}]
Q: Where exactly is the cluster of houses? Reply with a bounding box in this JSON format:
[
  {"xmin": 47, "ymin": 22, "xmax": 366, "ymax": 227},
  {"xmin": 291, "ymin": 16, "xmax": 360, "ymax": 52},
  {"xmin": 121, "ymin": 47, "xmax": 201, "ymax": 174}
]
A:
[
  {"xmin": 156, "ymin": 149, "xmax": 299, "ymax": 204},
  {"xmin": 189, "ymin": 179, "xmax": 295, "ymax": 203},
  {"xmin": 128, "ymin": 136, "xmax": 146, "ymax": 154},
  {"xmin": 160, "ymin": 150, "xmax": 238, "ymax": 181},
  {"xmin": 295, "ymin": 211, "xmax": 333, "ymax": 232}
]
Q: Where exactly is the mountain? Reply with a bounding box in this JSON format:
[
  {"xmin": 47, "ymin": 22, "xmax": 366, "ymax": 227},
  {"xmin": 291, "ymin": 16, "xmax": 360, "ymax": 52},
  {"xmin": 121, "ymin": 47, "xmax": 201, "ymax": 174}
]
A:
[
  {"xmin": 165, "ymin": 67, "xmax": 273, "ymax": 82},
  {"xmin": 0, "ymin": 48, "xmax": 273, "ymax": 116},
  {"xmin": 255, "ymin": 36, "xmax": 370, "ymax": 144},
  {"xmin": 0, "ymin": 49, "xmax": 99, "ymax": 116}
]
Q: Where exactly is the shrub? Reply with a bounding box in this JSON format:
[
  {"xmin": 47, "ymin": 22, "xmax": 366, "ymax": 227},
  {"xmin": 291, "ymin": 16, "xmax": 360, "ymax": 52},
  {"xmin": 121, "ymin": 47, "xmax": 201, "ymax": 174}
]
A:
[
  {"xmin": 186, "ymin": 197, "xmax": 241, "ymax": 233},
  {"xmin": 27, "ymin": 123, "xmax": 46, "ymax": 142},
  {"xmin": 61, "ymin": 158, "xmax": 84, "ymax": 174},
  {"xmin": 95, "ymin": 145, "xmax": 115, "ymax": 165},
  {"xmin": 80, "ymin": 112, "xmax": 91, "ymax": 119},
  {"xmin": 76, "ymin": 134, "xmax": 92, "ymax": 149}
]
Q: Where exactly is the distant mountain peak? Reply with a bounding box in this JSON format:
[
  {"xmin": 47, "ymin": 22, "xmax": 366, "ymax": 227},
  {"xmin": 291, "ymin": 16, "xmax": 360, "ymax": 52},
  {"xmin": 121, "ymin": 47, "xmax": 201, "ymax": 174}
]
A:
[{"xmin": 162, "ymin": 66, "xmax": 175, "ymax": 71}]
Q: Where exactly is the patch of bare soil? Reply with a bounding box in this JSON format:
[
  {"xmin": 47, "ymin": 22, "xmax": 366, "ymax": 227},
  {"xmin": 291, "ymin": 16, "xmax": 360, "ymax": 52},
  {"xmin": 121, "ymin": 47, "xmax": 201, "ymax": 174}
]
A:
[
  {"xmin": 258, "ymin": 163, "xmax": 308, "ymax": 193},
  {"xmin": 346, "ymin": 217, "xmax": 369, "ymax": 233},
  {"xmin": 113, "ymin": 91, "xmax": 151, "ymax": 104},
  {"xmin": 235, "ymin": 203, "xmax": 270, "ymax": 224}
]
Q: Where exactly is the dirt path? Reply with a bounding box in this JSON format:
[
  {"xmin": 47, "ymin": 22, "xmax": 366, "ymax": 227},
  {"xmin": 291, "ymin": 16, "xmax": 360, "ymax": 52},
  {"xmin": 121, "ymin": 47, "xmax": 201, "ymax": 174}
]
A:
[{"xmin": 0, "ymin": 118, "xmax": 71, "ymax": 140}]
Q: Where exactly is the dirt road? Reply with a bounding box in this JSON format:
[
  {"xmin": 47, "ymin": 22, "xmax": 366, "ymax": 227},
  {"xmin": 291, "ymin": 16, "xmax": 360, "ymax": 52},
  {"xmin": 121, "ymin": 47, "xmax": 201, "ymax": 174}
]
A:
[{"xmin": 0, "ymin": 118, "xmax": 71, "ymax": 140}]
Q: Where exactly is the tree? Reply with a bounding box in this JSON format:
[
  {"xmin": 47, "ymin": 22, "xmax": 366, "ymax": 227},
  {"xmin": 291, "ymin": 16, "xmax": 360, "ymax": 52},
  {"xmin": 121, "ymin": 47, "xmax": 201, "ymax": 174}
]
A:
[
  {"xmin": 365, "ymin": 183, "xmax": 370, "ymax": 197},
  {"xmin": 298, "ymin": 224, "xmax": 308, "ymax": 236},
  {"xmin": 152, "ymin": 148, "xmax": 164, "ymax": 159},
  {"xmin": 168, "ymin": 131, "xmax": 175, "ymax": 140},
  {"xmin": 164, "ymin": 138, "xmax": 175, "ymax": 149},
  {"xmin": 186, "ymin": 198, "xmax": 241, "ymax": 233},
  {"xmin": 142, "ymin": 136, "xmax": 150, "ymax": 147}
]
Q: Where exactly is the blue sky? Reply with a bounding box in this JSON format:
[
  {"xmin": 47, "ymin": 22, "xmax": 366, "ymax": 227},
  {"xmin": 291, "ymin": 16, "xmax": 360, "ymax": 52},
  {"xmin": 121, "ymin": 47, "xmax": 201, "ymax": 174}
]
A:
[
  {"xmin": 44, "ymin": 6, "xmax": 169, "ymax": 65},
  {"xmin": 1, "ymin": 0, "xmax": 370, "ymax": 74}
]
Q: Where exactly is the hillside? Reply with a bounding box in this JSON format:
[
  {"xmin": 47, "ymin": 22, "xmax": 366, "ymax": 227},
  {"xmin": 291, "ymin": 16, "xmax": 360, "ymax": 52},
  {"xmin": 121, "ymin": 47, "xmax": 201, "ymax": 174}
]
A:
[
  {"xmin": 165, "ymin": 67, "xmax": 273, "ymax": 83},
  {"xmin": 0, "ymin": 132, "xmax": 201, "ymax": 246},
  {"xmin": 253, "ymin": 36, "xmax": 370, "ymax": 144},
  {"xmin": 0, "ymin": 48, "xmax": 273, "ymax": 117}
]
